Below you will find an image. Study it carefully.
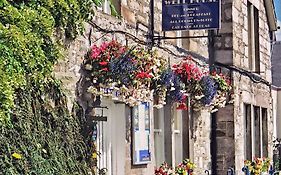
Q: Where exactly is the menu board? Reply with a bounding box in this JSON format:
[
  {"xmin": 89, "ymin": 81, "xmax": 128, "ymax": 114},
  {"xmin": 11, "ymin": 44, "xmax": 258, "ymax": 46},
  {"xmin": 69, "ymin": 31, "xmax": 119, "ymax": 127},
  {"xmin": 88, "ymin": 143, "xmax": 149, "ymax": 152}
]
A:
[{"xmin": 132, "ymin": 102, "xmax": 151, "ymax": 164}]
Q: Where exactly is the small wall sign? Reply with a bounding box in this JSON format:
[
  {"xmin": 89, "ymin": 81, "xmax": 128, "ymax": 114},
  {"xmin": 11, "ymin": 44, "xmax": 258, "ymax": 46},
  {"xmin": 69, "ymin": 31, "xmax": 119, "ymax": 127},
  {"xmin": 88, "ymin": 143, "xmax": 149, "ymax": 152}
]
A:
[{"xmin": 132, "ymin": 102, "xmax": 151, "ymax": 165}]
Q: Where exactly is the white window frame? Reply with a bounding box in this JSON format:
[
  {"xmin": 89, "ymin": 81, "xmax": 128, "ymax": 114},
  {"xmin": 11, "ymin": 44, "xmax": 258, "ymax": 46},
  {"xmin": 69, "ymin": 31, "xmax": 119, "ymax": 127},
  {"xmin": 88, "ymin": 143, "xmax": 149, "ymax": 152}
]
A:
[
  {"xmin": 244, "ymin": 104, "xmax": 268, "ymax": 159},
  {"xmin": 247, "ymin": 2, "xmax": 260, "ymax": 73}
]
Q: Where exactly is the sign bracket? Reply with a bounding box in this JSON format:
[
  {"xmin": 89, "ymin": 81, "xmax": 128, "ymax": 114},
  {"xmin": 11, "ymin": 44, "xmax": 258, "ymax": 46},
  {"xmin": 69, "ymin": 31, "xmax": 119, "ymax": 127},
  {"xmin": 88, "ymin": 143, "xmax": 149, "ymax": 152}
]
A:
[{"xmin": 152, "ymin": 34, "xmax": 221, "ymax": 41}]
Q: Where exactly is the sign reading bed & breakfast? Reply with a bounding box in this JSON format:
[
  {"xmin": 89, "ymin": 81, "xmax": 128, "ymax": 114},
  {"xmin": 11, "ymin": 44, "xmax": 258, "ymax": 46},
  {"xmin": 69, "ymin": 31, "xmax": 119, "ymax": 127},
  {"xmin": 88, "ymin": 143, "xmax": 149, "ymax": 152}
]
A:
[{"xmin": 162, "ymin": 0, "xmax": 221, "ymax": 31}]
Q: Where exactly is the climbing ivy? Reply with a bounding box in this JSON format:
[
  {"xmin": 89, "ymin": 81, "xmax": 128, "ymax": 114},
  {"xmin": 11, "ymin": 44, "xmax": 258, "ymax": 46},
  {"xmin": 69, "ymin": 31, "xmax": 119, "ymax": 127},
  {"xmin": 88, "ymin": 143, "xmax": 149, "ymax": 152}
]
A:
[
  {"xmin": 0, "ymin": 0, "xmax": 99, "ymax": 123},
  {"xmin": 0, "ymin": 0, "xmax": 106, "ymax": 174},
  {"xmin": 0, "ymin": 79, "xmax": 91, "ymax": 174}
]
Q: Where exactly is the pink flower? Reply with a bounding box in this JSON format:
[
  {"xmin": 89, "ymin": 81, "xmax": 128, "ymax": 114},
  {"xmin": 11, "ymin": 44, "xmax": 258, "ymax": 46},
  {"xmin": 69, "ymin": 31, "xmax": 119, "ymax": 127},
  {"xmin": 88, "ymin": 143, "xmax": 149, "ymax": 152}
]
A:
[
  {"xmin": 182, "ymin": 95, "xmax": 187, "ymax": 101},
  {"xmin": 100, "ymin": 42, "xmax": 109, "ymax": 52},
  {"xmin": 91, "ymin": 51, "xmax": 101, "ymax": 59},
  {"xmin": 101, "ymin": 67, "xmax": 109, "ymax": 72},
  {"xmin": 119, "ymin": 47, "xmax": 126, "ymax": 53},
  {"xmin": 99, "ymin": 61, "xmax": 109, "ymax": 66},
  {"xmin": 91, "ymin": 45, "xmax": 101, "ymax": 59}
]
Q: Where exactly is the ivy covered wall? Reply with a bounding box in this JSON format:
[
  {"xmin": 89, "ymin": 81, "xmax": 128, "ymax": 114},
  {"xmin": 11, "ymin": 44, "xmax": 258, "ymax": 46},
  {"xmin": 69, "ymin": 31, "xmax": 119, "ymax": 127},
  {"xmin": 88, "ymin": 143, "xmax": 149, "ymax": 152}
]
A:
[{"xmin": 0, "ymin": 0, "xmax": 100, "ymax": 174}]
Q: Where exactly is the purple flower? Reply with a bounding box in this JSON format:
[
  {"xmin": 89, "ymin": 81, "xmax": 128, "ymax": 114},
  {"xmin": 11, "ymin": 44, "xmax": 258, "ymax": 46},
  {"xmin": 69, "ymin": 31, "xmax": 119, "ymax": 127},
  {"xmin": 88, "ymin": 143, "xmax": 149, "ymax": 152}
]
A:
[
  {"xmin": 200, "ymin": 76, "xmax": 218, "ymax": 105},
  {"xmin": 109, "ymin": 51, "xmax": 136, "ymax": 86}
]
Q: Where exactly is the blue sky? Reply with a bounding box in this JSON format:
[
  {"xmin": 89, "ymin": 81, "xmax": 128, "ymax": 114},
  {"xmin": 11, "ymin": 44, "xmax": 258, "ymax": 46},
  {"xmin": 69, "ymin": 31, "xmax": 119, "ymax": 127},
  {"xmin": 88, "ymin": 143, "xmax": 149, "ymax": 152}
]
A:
[
  {"xmin": 275, "ymin": 0, "xmax": 281, "ymax": 40},
  {"xmin": 276, "ymin": 0, "xmax": 281, "ymax": 18}
]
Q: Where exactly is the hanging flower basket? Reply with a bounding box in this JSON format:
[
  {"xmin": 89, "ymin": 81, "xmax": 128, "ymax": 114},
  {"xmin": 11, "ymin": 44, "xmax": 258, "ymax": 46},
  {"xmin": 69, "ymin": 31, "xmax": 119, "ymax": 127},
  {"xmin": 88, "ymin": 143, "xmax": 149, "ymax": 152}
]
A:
[
  {"xmin": 83, "ymin": 40, "xmax": 168, "ymax": 106},
  {"xmin": 82, "ymin": 40, "xmax": 232, "ymax": 110}
]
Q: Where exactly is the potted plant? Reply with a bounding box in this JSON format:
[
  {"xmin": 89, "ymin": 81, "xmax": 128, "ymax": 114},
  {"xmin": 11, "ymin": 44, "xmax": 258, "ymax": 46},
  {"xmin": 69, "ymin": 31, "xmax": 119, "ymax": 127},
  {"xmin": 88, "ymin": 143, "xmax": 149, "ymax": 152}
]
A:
[{"xmin": 244, "ymin": 157, "xmax": 271, "ymax": 175}]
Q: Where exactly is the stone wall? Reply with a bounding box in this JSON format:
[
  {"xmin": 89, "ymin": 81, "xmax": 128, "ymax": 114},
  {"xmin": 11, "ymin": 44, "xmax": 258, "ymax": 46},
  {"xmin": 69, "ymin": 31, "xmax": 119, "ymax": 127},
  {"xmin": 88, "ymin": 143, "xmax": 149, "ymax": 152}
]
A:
[
  {"xmin": 214, "ymin": 0, "xmax": 233, "ymax": 65},
  {"xmin": 214, "ymin": 105, "xmax": 235, "ymax": 175},
  {"xmin": 192, "ymin": 110, "xmax": 212, "ymax": 174},
  {"xmin": 214, "ymin": 0, "xmax": 274, "ymax": 174}
]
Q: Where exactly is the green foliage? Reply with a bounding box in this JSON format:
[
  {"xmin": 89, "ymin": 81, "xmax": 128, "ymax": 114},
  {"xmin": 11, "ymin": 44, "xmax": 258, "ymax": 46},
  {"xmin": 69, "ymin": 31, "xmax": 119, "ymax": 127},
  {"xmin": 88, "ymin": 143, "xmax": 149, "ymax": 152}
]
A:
[
  {"xmin": 0, "ymin": 79, "xmax": 91, "ymax": 174},
  {"xmin": 0, "ymin": 0, "xmax": 110, "ymax": 173},
  {"xmin": 0, "ymin": 0, "xmax": 98, "ymax": 123},
  {"xmin": 5, "ymin": 0, "xmax": 96, "ymax": 39}
]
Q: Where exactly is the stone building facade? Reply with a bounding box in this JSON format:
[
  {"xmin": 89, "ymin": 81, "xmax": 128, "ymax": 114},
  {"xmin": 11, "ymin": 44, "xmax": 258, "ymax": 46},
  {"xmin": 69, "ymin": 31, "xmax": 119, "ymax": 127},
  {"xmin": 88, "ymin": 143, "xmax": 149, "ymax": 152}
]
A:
[
  {"xmin": 213, "ymin": 0, "xmax": 277, "ymax": 174},
  {"xmin": 54, "ymin": 0, "xmax": 277, "ymax": 175},
  {"xmin": 54, "ymin": 1, "xmax": 214, "ymax": 175}
]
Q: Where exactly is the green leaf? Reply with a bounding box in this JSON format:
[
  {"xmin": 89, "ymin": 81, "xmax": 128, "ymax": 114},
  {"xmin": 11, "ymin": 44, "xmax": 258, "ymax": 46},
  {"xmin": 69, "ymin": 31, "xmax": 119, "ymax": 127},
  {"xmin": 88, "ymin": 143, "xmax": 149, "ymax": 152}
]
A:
[
  {"xmin": 109, "ymin": 0, "xmax": 119, "ymax": 17},
  {"xmin": 94, "ymin": 0, "xmax": 104, "ymax": 7}
]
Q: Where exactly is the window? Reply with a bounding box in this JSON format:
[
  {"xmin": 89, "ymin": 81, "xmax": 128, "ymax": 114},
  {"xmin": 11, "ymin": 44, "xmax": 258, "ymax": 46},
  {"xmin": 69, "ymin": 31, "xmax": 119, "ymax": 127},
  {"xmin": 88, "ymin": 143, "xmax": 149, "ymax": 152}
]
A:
[
  {"xmin": 262, "ymin": 108, "xmax": 268, "ymax": 157},
  {"xmin": 154, "ymin": 99, "xmax": 191, "ymax": 167},
  {"xmin": 181, "ymin": 31, "xmax": 190, "ymax": 50},
  {"xmin": 245, "ymin": 104, "xmax": 252, "ymax": 160},
  {"xmin": 254, "ymin": 106, "xmax": 261, "ymax": 157},
  {"xmin": 154, "ymin": 107, "xmax": 165, "ymax": 166},
  {"xmin": 244, "ymin": 104, "xmax": 268, "ymax": 159},
  {"xmin": 100, "ymin": 0, "xmax": 121, "ymax": 16},
  {"xmin": 247, "ymin": 2, "xmax": 260, "ymax": 73}
]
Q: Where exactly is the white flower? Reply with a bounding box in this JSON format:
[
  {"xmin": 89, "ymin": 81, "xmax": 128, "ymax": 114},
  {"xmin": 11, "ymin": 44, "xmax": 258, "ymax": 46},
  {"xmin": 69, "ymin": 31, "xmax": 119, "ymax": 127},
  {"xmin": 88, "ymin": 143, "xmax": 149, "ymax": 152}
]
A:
[
  {"xmin": 84, "ymin": 64, "xmax": 92, "ymax": 70},
  {"xmin": 194, "ymin": 95, "xmax": 204, "ymax": 100},
  {"xmin": 211, "ymin": 108, "xmax": 218, "ymax": 113},
  {"xmin": 153, "ymin": 104, "xmax": 163, "ymax": 109},
  {"xmin": 87, "ymin": 86, "xmax": 98, "ymax": 94}
]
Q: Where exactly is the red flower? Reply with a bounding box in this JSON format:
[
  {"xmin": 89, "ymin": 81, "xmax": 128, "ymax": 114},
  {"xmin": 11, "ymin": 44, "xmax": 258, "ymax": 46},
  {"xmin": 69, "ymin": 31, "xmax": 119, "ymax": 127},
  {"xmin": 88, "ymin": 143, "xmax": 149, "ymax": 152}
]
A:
[
  {"xmin": 136, "ymin": 72, "xmax": 152, "ymax": 79},
  {"xmin": 101, "ymin": 68, "xmax": 109, "ymax": 72},
  {"xmin": 172, "ymin": 60, "xmax": 203, "ymax": 81},
  {"xmin": 176, "ymin": 103, "xmax": 188, "ymax": 110},
  {"xmin": 99, "ymin": 61, "xmax": 109, "ymax": 66},
  {"xmin": 211, "ymin": 71, "xmax": 217, "ymax": 76}
]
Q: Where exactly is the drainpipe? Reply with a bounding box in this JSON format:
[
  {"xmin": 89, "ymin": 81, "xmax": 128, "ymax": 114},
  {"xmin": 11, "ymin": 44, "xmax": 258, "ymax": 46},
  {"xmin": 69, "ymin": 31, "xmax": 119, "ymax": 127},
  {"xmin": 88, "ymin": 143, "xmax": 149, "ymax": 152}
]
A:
[
  {"xmin": 148, "ymin": 0, "xmax": 155, "ymax": 48},
  {"xmin": 208, "ymin": 30, "xmax": 217, "ymax": 175}
]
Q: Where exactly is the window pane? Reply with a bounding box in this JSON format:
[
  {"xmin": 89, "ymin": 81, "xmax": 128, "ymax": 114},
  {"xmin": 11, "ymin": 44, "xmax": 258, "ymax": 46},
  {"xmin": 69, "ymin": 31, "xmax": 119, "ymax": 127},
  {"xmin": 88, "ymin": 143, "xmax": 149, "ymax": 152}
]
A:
[
  {"xmin": 103, "ymin": 0, "xmax": 121, "ymax": 16},
  {"xmin": 254, "ymin": 106, "xmax": 261, "ymax": 157},
  {"xmin": 247, "ymin": 2, "xmax": 253, "ymax": 70},
  {"xmin": 111, "ymin": 0, "xmax": 121, "ymax": 15},
  {"xmin": 154, "ymin": 108, "xmax": 160, "ymax": 129},
  {"xmin": 182, "ymin": 109, "xmax": 190, "ymax": 159},
  {"xmin": 247, "ymin": 3, "xmax": 260, "ymax": 73},
  {"xmin": 164, "ymin": 100, "xmax": 173, "ymax": 165},
  {"xmin": 245, "ymin": 104, "xmax": 252, "ymax": 160},
  {"xmin": 262, "ymin": 108, "xmax": 268, "ymax": 157},
  {"xmin": 254, "ymin": 7, "xmax": 260, "ymax": 73},
  {"xmin": 154, "ymin": 108, "xmax": 165, "ymax": 166}
]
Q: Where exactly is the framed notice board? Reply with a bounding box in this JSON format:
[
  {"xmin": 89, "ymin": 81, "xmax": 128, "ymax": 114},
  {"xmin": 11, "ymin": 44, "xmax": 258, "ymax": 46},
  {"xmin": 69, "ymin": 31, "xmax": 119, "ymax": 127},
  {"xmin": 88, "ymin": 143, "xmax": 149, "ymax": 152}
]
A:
[{"xmin": 132, "ymin": 102, "xmax": 151, "ymax": 165}]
